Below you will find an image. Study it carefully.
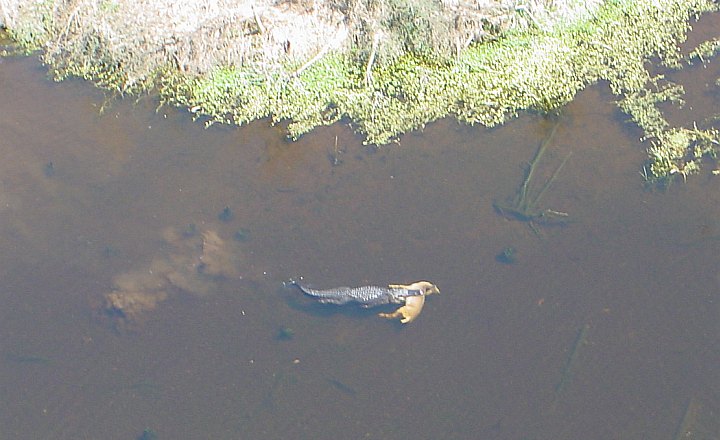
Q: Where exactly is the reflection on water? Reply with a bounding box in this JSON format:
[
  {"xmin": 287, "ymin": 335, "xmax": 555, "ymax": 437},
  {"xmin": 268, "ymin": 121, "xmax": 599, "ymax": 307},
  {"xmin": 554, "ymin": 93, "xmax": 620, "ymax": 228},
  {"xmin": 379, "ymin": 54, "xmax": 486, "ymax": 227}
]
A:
[{"xmin": 2, "ymin": 21, "xmax": 720, "ymax": 440}]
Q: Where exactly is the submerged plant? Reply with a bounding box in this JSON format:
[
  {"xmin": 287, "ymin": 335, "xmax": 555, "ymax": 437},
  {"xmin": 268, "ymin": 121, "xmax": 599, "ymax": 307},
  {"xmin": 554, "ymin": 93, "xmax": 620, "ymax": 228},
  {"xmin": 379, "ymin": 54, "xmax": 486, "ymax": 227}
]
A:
[
  {"xmin": 137, "ymin": 429, "xmax": 158, "ymax": 440},
  {"xmin": 643, "ymin": 126, "xmax": 720, "ymax": 187},
  {"xmin": 275, "ymin": 326, "xmax": 295, "ymax": 341},
  {"xmin": 494, "ymin": 120, "xmax": 571, "ymax": 233},
  {"xmin": 218, "ymin": 206, "xmax": 233, "ymax": 222},
  {"xmin": 496, "ymin": 246, "xmax": 518, "ymax": 264}
]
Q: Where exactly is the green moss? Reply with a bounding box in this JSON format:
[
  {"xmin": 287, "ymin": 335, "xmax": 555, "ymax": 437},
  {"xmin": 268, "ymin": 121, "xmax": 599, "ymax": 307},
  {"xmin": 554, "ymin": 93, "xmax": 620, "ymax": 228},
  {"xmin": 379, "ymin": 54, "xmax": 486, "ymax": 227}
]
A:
[
  {"xmin": 618, "ymin": 80, "xmax": 685, "ymax": 138},
  {"xmin": 645, "ymin": 127, "xmax": 719, "ymax": 185},
  {"xmin": 163, "ymin": 55, "xmax": 353, "ymax": 137},
  {"xmin": 687, "ymin": 38, "xmax": 720, "ymax": 63},
  {"xmin": 164, "ymin": 0, "xmax": 718, "ymax": 152}
]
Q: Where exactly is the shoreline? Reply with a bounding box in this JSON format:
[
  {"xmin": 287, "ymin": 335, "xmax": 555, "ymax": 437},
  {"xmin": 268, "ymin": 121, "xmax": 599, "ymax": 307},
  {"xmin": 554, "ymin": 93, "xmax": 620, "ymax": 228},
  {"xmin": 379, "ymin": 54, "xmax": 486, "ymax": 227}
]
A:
[{"xmin": 1, "ymin": 0, "xmax": 719, "ymax": 184}]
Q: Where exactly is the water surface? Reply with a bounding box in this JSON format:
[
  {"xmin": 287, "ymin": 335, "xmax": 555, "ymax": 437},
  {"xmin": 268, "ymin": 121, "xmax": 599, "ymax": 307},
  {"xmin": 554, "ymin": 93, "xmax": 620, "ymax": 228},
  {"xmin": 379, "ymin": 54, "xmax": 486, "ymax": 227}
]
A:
[{"xmin": 1, "ymin": 16, "xmax": 719, "ymax": 440}]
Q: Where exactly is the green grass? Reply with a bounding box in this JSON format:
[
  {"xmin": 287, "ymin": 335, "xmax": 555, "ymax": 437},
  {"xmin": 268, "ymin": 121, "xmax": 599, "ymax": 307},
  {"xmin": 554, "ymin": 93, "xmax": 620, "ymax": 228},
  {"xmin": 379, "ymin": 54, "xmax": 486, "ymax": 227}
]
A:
[{"xmin": 167, "ymin": 0, "xmax": 718, "ymax": 148}]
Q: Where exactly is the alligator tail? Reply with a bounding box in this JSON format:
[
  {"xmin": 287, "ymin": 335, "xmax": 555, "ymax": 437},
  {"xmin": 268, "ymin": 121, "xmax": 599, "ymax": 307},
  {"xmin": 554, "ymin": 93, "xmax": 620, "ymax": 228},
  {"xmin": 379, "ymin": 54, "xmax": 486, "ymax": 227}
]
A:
[{"xmin": 288, "ymin": 280, "xmax": 397, "ymax": 306}]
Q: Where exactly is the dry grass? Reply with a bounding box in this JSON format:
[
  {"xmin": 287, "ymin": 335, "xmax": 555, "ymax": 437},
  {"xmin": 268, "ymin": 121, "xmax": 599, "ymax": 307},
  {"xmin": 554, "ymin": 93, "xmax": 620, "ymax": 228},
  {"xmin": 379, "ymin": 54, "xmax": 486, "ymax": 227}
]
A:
[{"xmin": 0, "ymin": 0, "xmax": 602, "ymax": 89}]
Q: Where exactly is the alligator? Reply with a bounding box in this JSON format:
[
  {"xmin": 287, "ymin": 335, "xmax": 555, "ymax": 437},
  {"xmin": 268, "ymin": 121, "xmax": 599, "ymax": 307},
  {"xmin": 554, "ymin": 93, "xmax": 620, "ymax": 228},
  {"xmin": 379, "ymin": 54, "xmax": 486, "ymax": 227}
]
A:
[{"xmin": 290, "ymin": 280, "xmax": 439, "ymax": 324}]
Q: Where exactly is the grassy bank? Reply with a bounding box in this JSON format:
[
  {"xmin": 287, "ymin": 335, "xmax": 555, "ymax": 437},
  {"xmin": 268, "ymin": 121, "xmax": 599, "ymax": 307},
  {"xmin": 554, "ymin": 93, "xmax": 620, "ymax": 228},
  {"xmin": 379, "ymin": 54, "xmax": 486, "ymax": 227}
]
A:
[{"xmin": 1, "ymin": 0, "xmax": 719, "ymax": 184}]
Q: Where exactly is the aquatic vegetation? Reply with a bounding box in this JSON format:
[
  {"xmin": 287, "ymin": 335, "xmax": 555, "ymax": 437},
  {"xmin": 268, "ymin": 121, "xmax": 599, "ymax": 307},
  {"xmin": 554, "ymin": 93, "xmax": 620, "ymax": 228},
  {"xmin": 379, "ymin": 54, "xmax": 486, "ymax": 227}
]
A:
[
  {"xmin": 181, "ymin": 223, "xmax": 198, "ymax": 238},
  {"xmin": 3, "ymin": 0, "xmax": 719, "ymax": 180},
  {"xmin": 328, "ymin": 136, "xmax": 344, "ymax": 166},
  {"xmin": 496, "ymin": 247, "xmax": 517, "ymax": 264},
  {"xmin": 4, "ymin": 352, "xmax": 52, "ymax": 365},
  {"xmin": 618, "ymin": 81, "xmax": 685, "ymax": 139},
  {"xmin": 137, "ymin": 429, "xmax": 158, "ymax": 440},
  {"xmin": 233, "ymin": 228, "xmax": 250, "ymax": 242},
  {"xmin": 159, "ymin": 0, "xmax": 720, "ymax": 186},
  {"xmin": 160, "ymin": 0, "xmax": 719, "ymax": 145},
  {"xmin": 103, "ymin": 245, "xmax": 120, "ymax": 258},
  {"xmin": 672, "ymin": 395, "xmax": 720, "ymax": 440},
  {"xmin": 43, "ymin": 161, "xmax": 55, "ymax": 177},
  {"xmin": 218, "ymin": 206, "xmax": 233, "ymax": 222},
  {"xmin": 619, "ymin": 78, "xmax": 720, "ymax": 186},
  {"xmin": 644, "ymin": 127, "xmax": 719, "ymax": 186},
  {"xmin": 264, "ymin": 367, "xmax": 300, "ymax": 410},
  {"xmin": 276, "ymin": 326, "xmax": 295, "ymax": 341},
  {"xmin": 122, "ymin": 380, "xmax": 163, "ymax": 399},
  {"xmin": 326, "ymin": 378, "xmax": 357, "ymax": 396},
  {"xmin": 687, "ymin": 37, "xmax": 720, "ymax": 64},
  {"xmin": 494, "ymin": 121, "xmax": 570, "ymax": 233},
  {"xmin": 555, "ymin": 324, "xmax": 589, "ymax": 394}
]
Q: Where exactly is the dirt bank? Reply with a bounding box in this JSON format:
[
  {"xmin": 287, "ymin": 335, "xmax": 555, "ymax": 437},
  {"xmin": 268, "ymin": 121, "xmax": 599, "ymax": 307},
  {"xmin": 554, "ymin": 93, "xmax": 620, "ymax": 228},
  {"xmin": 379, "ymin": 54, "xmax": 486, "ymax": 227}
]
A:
[{"xmin": 0, "ymin": 0, "xmax": 603, "ymax": 83}]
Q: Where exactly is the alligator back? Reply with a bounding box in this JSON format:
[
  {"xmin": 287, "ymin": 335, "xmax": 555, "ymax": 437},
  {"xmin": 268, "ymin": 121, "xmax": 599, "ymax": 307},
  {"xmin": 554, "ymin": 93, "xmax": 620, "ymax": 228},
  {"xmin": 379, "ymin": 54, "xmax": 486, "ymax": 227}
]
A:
[{"xmin": 294, "ymin": 283, "xmax": 421, "ymax": 307}]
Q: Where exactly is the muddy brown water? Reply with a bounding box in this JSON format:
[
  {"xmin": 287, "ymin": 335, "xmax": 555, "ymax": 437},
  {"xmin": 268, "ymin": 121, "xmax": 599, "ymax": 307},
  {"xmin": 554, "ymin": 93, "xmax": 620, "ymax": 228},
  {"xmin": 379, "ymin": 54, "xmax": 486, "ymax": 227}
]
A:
[{"xmin": 1, "ymin": 19, "xmax": 719, "ymax": 440}]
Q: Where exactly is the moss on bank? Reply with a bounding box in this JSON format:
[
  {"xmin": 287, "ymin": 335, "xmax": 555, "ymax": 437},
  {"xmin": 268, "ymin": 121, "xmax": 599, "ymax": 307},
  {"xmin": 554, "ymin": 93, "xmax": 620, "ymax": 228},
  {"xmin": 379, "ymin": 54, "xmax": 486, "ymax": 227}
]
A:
[
  {"xmin": 158, "ymin": 0, "xmax": 720, "ymax": 185},
  {"xmin": 2, "ymin": 0, "xmax": 720, "ymax": 184}
]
